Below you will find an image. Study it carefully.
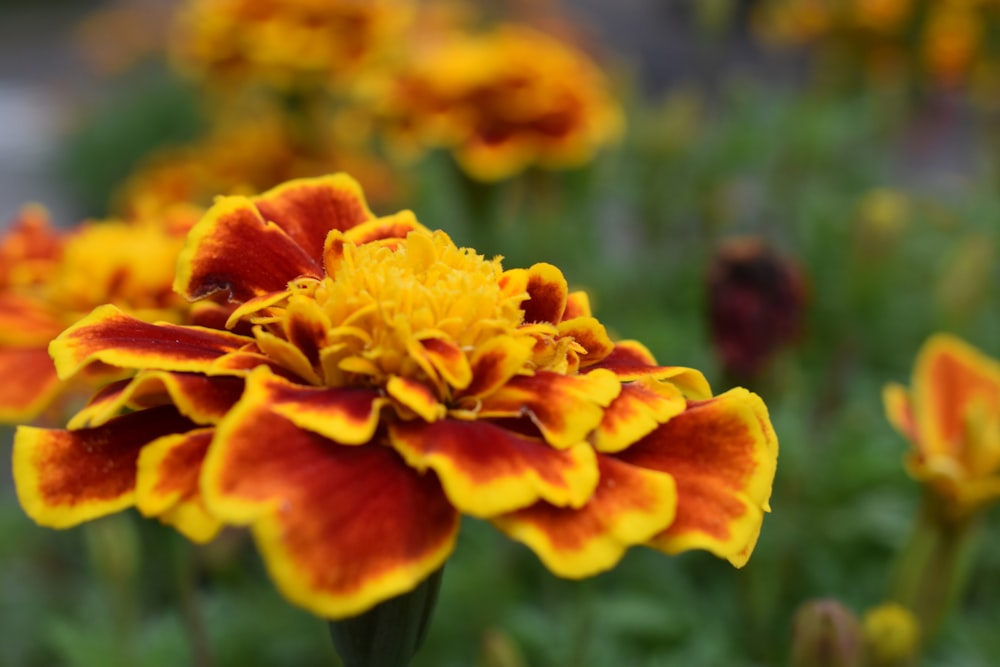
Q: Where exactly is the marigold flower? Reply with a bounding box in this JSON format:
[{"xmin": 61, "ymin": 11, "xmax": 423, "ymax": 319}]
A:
[
  {"xmin": 0, "ymin": 205, "xmax": 202, "ymax": 423},
  {"xmin": 884, "ymin": 334, "xmax": 1000, "ymax": 518},
  {"xmin": 377, "ymin": 25, "xmax": 623, "ymax": 181},
  {"xmin": 169, "ymin": 0, "xmax": 414, "ymax": 90},
  {"xmin": 14, "ymin": 174, "xmax": 777, "ymax": 619}
]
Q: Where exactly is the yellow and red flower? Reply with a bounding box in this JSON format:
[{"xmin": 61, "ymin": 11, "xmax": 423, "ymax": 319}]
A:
[
  {"xmin": 0, "ymin": 205, "xmax": 203, "ymax": 423},
  {"xmin": 15, "ymin": 174, "xmax": 777, "ymax": 619},
  {"xmin": 377, "ymin": 24, "xmax": 623, "ymax": 181},
  {"xmin": 169, "ymin": 0, "xmax": 414, "ymax": 90},
  {"xmin": 884, "ymin": 334, "xmax": 1000, "ymax": 517}
]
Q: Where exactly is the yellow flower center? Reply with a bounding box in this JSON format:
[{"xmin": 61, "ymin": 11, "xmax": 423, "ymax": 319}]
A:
[{"xmin": 249, "ymin": 229, "xmax": 574, "ymax": 402}]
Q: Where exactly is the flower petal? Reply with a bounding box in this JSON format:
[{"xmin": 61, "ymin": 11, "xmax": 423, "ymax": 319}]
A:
[
  {"xmin": 558, "ymin": 316, "xmax": 614, "ymax": 365},
  {"xmin": 0, "ymin": 293, "xmax": 64, "ymax": 346},
  {"xmin": 242, "ymin": 368, "xmax": 389, "ymax": 445},
  {"xmin": 69, "ymin": 371, "xmax": 244, "ymax": 428},
  {"xmin": 616, "ymin": 388, "xmax": 777, "ymax": 567},
  {"xmin": 492, "ymin": 454, "xmax": 677, "ymax": 578},
  {"xmin": 592, "ymin": 378, "xmax": 687, "ymax": 453},
  {"xmin": 387, "ymin": 375, "xmax": 446, "ymax": 422},
  {"xmin": 460, "ymin": 335, "xmax": 534, "ymax": 400},
  {"xmin": 202, "ymin": 398, "xmax": 459, "ymax": 619},
  {"xmin": 479, "ymin": 369, "xmax": 621, "ymax": 448},
  {"xmin": 389, "ymin": 418, "xmax": 599, "ymax": 517},
  {"xmin": 913, "ymin": 333, "xmax": 1000, "ymax": 458},
  {"xmin": 590, "ymin": 340, "xmax": 712, "ymax": 399},
  {"xmin": 13, "ymin": 405, "xmax": 197, "ymax": 528},
  {"xmin": 174, "ymin": 195, "xmax": 322, "ymax": 302},
  {"xmin": 253, "ymin": 174, "xmax": 375, "ymax": 263},
  {"xmin": 136, "ymin": 428, "xmax": 221, "ymax": 543},
  {"xmin": 50, "ymin": 305, "xmax": 250, "ymax": 379},
  {"xmin": 0, "ymin": 347, "xmax": 63, "ymax": 422},
  {"xmin": 521, "ymin": 262, "xmax": 567, "ymax": 324},
  {"xmin": 883, "ymin": 382, "xmax": 917, "ymax": 445},
  {"xmin": 562, "ymin": 290, "xmax": 592, "ymax": 320}
]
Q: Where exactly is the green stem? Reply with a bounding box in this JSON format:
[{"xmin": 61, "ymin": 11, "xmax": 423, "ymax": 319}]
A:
[
  {"xmin": 887, "ymin": 493, "xmax": 981, "ymax": 641},
  {"xmin": 328, "ymin": 568, "xmax": 444, "ymax": 667},
  {"xmin": 173, "ymin": 537, "xmax": 214, "ymax": 667}
]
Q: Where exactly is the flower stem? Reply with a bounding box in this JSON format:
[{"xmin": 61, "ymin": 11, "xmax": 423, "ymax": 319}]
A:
[
  {"xmin": 328, "ymin": 568, "xmax": 444, "ymax": 667},
  {"xmin": 887, "ymin": 493, "xmax": 981, "ymax": 642}
]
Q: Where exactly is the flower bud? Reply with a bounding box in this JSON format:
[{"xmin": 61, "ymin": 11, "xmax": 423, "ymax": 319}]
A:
[{"xmin": 790, "ymin": 598, "xmax": 864, "ymax": 667}]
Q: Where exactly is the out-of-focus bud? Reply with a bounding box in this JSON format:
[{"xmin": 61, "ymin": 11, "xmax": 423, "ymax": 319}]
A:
[
  {"xmin": 853, "ymin": 188, "xmax": 908, "ymax": 261},
  {"xmin": 479, "ymin": 627, "xmax": 527, "ymax": 667},
  {"xmin": 862, "ymin": 602, "xmax": 920, "ymax": 667},
  {"xmin": 935, "ymin": 233, "xmax": 994, "ymax": 323},
  {"xmin": 707, "ymin": 236, "xmax": 807, "ymax": 382},
  {"xmin": 790, "ymin": 598, "xmax": 864, "ymax": 667}
]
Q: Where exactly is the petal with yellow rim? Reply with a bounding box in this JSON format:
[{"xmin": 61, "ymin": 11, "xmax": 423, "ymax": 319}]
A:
[
  {"xmin": 253, "ymin": 174, "xmax": 375, "ymax": 263},
  {"xmin": 592, "ymin": 378, "xmax": 687, "ymax": 453},
  {"xmin": 202, "ymin": 399, "xmax": 459, "ymax": 619},
  {"xmin": 322, "ymin": 212, "xmax": 429, "ymax": 267},
  {"xmin": 50, "ymin": 305, "xmax": 250, "ymax": 379},
  {"xmin": 13, "ymin": 405, "xmax": 198, "ymax": 528},
  {"xmin": 557, "ymin": 316, "xmax": 614, "ymax": 366},
  {"xmin": 562, "ymin": 290, "xmax": 592, "ymax": 320},
  {"xmin": 521, "ymin": 262, "xmax": 567, "ymax": 325},
  {"xmin": 492, "ymin": 454, "xmax": 677, "ymax": 578},
  {"xmin": 460, "ymin": 335, "xmax": 533, "ymax": 400},
  {"xmin": 479, "ymin": 369, "xmax": 621, "ymax": 449},
  {"xmin": 913, "ymin": 334, "xmax": 1000, "ymax": 458},
  {"xmin": 590, "ymin": 341, "xmax": 712, "ymax": 399},
  {"xmin": 617, "ymin": 388, "xmax": 777, "ymax": 567},
  {"xmin": 0, "ymin": 347, "xmax": 63, "ymax": 422},
  {"xmin": 69, "ymin": 371, "xmax": 244, "ymax": 429},
  {"xmin": 389, "ymin": 418, "xmax": 599, "ymax": 518},
  {"xmin": 174, "ymin": 196, "xmax": 321, "ymax": 302},
  {"xmin": 136, "ymin": 428, "xmax": 221, "ymax": 543}
]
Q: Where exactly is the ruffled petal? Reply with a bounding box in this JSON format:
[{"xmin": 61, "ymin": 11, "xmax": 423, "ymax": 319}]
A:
[
  {"xmin": 323, "ymin": 212, "xmax": 430, "ymax": 268},
  {"xmin": 913, "ymin": 333, "xmax": 1000, "ymax": 458},
  {"xmin": 557, "ymin": 316, "xmax": 614, "ymax": 365},
  {"xmin": 616, "ymin": 388, "xmax": 777, "ymax": 567},
  {"xmin": 69, "ymin": 371, "xmax": 244, "ymax": 428},
  {"xmin": 562, "ymin": 290, "xmax": 592, "ymax": 320},
  {"xmin": 135, "ymin": 428, "xmax": 221, "ymax": 543},
  {"xmin": 51, "ymin": 305, "xmax": 250, "ymax": 379},
  {"xmin": 389, "ymin": 418, "xmax": 599, "ymax": 517},
  {"xmin": 386, "ymin": 375, "xmax": 446, "ymax": 422},
  {"xmin": 202, "ymin": 399, "xmax": 459, "ymax": 619},
  {"xmin": 253, "ymin": 174, "xmax": 375, "ymax": 263},
  {"xmin": 0, "ymin": 347, "xmax": 63, "ymax": 422},
  {"xmin": 592, "ymin": 378, "xmax": 687, "ymax": 453},
  {"xmin": 492, "ymin": 454, "xmax": 677, "ymax": 578},
  {"xmin": 460, "ymin": 335, "xmax": 534, "ymax": 400},
  {"xmin": 174, "ymin": 196, "xmax": 322, "ymax": 302},
  {"xmin": 13, "ymin": 405, "xmax": 197, "ymax": 528},
  {"xmin": 479, "ymin": 369, "xmax": 621, "ymax": 448},
  {"xmin": 589, "ymin": 340, "xmax": 712, "ymax": 399},
  {"xmin": 521, "ymin": 263, "xmax": 568, "ymax": 325},
  {"xmin": 238, "ymin": 368, "xmax": 389, "ymax": 445}
]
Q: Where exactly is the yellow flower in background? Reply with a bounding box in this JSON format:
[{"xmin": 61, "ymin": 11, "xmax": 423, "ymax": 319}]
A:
[
  {"xmin": 0, "ymin": 205, "xmax": 205, "ymax": 423},
  {"xmin": 14, "ymin": 174, "xmax": 777, "ymax": 620},
  {"xmin": 377, "ymin": 24, "xmax": 623, "ymax": 181},
  {"xmin": 862, "ymin": 602, "xmax": 921, "ymax": 665},
  {"xmin": 884, "ymin": 334, "xmax": 1000, "ymax": 517},
  {"xmin": 169, "ymin": 0, "xmax": 415, "ymax": 90},
  {"xmin": 115, "ymin": 111, "xmax": 401, "ymax": 217}
]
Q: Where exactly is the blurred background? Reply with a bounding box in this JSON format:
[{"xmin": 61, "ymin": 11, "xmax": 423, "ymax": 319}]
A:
[{"xmin": 1, "ymin": 0, "xmax": 998, "ymax": 665}]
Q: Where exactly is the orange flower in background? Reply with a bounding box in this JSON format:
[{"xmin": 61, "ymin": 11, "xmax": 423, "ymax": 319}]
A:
[
  {"xmin": 115, "ymin": 112, "xmax": 401, "ymax": 217},
  {"xmin": 169, "ymin": 0, "xmax": 415, "ymax": 90},
  {"xmin": 884, "ymin": 334, "xmax": 1000, "ymax": 517},
  {"xmin": 14, "ymin": 174, "xmax": 777, "ymax": 620},
  {"xmin": 0, "ymin": 205, "xmax": 204, "ymax": 423},
  {"xmin": 377, "ymin": 25, "xmax": 623, "ymax": 181}
]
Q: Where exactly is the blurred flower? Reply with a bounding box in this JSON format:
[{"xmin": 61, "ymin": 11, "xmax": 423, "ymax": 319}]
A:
[
  {"xmin": 707, "ymin": 237, "xmax": 807, "ymax": 381},
  {"xmin": 377, "ymin": 25, "xmax": 623, "ymax": 181},
  {"xmin": 862, "ymin": 602, "xmax": 920, "ymax": 667},
  {"xmin": 15, "ymin": 173, "xmax": 777, "ymax": 621},
  {"xmin": 169, "ymin": 0, "xmax": 415, "ymax": 90},
  {"xmin": 790, "ymin": 598, "xmax": 864, "ymax": 667},
  {"xmin": 935, "ymin": 233, "xmax": 995, "ymax": 323},
  {"xmin": 883, "ymin": 334, "xmax": 1000, "ymax": 518},
  {"xmin": 0, "ymin": 205, "xmax": 202, "ymax": 423},
  {"xmin": 115, "ymin": 111, "xmax": 401, "ymax": 216}
]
